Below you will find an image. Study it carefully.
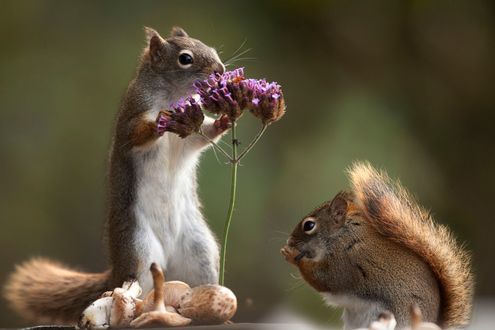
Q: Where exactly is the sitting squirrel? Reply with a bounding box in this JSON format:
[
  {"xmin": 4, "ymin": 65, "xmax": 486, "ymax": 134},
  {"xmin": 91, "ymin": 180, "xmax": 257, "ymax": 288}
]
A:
[
  {"xmin": 5, "ymin": 27, "xmax": 228, "ymax": 324},
  {"xmin": 281, "ymin": 162, "xmax": 473, "ymax": 329}
]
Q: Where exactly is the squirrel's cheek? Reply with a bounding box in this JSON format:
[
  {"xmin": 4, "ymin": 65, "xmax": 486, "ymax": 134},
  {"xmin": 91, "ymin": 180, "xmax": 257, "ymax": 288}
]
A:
[{"xmin": 297, "ymin": 260, "xmax": 327, "ymax": 292}]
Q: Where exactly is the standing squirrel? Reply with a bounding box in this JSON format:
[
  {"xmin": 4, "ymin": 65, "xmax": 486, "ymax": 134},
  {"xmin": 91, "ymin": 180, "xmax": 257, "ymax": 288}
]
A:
[
  {"xmin": 5, "ymin": 26, "xmax": 228, "ymax": 324},
  {"xmin": 281, "ymin": 162, "xmax": 473, "ymax": 329}
]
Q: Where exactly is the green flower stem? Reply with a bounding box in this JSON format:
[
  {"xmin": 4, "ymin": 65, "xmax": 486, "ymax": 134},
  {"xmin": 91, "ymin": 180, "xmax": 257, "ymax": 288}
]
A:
[
  {"xmin": 207, "ymin": 117, "xmax": 270, "ymax": 285},
  {"xmin": 198, "ymin": 131, "xmax": 233, "ymax": 161},
  {"xmin": 219, "ymin": 121, "xmax": 238, "ymax": 285},
  {"xmin": 236, "ymin": 124, "xmax": 268, "ymax": 163}
]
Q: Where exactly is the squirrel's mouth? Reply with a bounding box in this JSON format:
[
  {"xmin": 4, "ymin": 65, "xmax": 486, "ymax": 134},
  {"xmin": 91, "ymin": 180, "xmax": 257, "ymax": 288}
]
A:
[{"xmin": 281, "ymin": 245, "xmax": 311, "ymax": 265}]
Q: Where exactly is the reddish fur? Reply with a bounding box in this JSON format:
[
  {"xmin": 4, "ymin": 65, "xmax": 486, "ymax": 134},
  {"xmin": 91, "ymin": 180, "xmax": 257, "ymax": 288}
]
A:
[
  {"xmin": 130, "ymin": 115, "xmax": 159, "ymax": 147},
  {"xmin": 4, "ymin": 258, "xmax": 110, "ymax": 324},
  {"xmin": 297, "ymin": 259, "xmax": 329, "ymax": 293},
  {"xmin": 348, "ymin": 162, "xmax": 473, "ymax": 328}
]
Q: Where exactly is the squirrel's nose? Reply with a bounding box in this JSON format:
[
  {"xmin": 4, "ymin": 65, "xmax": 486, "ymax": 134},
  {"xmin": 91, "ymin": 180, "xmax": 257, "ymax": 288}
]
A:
[{"xmin": 213, "ymin": 62, "xmax": 225, "ymax": 74}]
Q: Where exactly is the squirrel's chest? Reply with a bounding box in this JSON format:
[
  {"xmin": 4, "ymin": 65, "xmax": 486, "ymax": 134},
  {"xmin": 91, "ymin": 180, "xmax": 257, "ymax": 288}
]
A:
[{"xmin": 132, "ymin": 137, "xmax": 202, "ymax": 244}]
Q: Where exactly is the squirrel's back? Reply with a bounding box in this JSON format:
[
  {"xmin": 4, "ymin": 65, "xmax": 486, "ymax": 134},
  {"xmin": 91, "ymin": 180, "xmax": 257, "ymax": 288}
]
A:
[{"xmin": 348, "ymin": 162, "xmax": 473, "ymax": 328}]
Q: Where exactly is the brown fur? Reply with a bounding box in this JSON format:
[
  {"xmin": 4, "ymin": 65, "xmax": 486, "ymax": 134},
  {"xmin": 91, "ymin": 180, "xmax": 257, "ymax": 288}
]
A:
[
  {"xmin": 348, "ymin": 162, "xmax": 473, "ymax": 327},
  {"xmin": 130, "ymin": 114, "xmax": 160, "ymax": 147},
  {"xmin": 282, "ymin": 163, "xmax": 473, "ymax": 328},
  {"xmin": 284, "ymin": 196, "xmax": 441, "ymax": 327},
  {"xmin": 106, "ymin": 25, "xmax": 224, "ymax": 289},
  {"xmin": 349, "ymin": 164, "xmax": 473, "ymax": 326},
  {"xmin": 4, "ymin": 26, "xmax": 224, "ymax": 325},
  {"xmin": 4, "ymin": 258, "xmax": 110, "ymax": 324}
]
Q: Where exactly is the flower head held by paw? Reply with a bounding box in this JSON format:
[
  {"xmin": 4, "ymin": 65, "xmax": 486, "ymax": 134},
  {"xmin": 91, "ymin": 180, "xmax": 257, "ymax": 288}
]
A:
[
  {"xmin": 194, "ymin": 67, "xmax": 247, "ymax": 120},
  {"xmin": 156, "ymin": 97, "xmax": 204, "ymax": 138},
  {"xmin": 195, "ymin": 68, "xmax": 285, "ymax": 124}
]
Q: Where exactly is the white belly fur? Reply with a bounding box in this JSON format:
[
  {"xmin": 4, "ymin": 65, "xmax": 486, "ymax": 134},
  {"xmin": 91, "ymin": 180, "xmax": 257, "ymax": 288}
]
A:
[
  {"xmin": 322, "ymin": 293, "xmax": 385, "ymax": 330},
  {"xmin": 132, "ymin": 128, "xmax": 206, "ymax": 294}
]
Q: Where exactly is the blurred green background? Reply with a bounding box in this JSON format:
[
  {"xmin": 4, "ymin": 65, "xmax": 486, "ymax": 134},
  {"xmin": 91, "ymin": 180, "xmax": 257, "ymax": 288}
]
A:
[{"xmin": 1, "ymin": 0, "xmax": 494, "ymax": 327}]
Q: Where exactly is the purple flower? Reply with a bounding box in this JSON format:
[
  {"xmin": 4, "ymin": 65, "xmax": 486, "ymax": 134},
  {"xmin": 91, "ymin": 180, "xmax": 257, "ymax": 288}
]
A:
[
  {"xmin": 156, "ymin": 97, "xmax": 204, "ymax": 138},
  {"xmin": 194, "ymin": 67, "xmax": 247, "ymax": 120},
  {"xmin": 195, "ymin": 68, "xmax": 285, "ymax": 124},
  {"xmin": 246, "ymin": 79, "xmax": 285, "ymax": 125}
]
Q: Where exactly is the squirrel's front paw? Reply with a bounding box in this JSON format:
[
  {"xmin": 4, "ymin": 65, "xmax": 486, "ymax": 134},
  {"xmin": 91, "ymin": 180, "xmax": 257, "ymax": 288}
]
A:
[
  {"xmin": 156, "ymin": 111, "xmax": 171, "ymax": 136},
  {"xmin": 281, "ymin": 246, "xmax": 297, "ymax": 265},
  {"xmin": 213, "ymin": 115, "xmax": 232, "ymax": 133}
]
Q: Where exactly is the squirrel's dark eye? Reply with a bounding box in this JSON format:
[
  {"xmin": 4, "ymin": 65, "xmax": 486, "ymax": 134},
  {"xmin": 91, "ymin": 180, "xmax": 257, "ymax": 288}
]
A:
[
  {"xmin": 178, "ymin": 51, "xmax": 194, "ymax": 68},
  {"xmin": 304, "ymin": 221, "xmax": 315, "ymax": 232},
  {"xmin": 302, "ymin": 218, "xmax": 317, "ymax": 234},
  {"xmin": 179, "ymin": 53, "xmax": 193, "ymax": 65}
]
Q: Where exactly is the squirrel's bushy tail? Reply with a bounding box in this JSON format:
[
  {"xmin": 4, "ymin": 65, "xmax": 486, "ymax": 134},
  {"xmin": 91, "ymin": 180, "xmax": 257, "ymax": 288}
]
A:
[
  {"xmin": 4, "ymin": 258, "xmax": 110, "ymax": 325},
  {"xmin": 348, "ymin": 162, "xmax": 473, "ymax": 328}
]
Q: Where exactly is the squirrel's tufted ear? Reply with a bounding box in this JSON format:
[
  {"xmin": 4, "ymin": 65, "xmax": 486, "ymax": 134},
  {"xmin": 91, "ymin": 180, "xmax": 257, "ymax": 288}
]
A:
[
  {"xmin": 144, "ymin": 27, "xmax": 167, "ymax": 63},
  {"xmin": 170, "ymin": 26, "xmax": 189, "ymax": 37},
  {"xmin": 144, "ymin": 27, "xmax": 163, "ymax": 43},
  {"xmin": 327, "ymin": 192, "xmax": 349, "ymax": 226}
]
